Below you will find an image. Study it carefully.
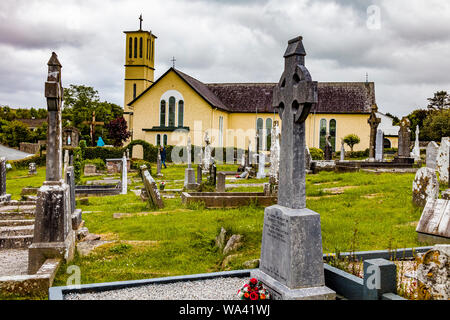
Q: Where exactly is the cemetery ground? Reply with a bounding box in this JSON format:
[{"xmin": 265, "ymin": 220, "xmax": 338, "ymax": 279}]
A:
[{"xmin": 2, "ymin": 163, "xmax": 437, "ymax": 300}]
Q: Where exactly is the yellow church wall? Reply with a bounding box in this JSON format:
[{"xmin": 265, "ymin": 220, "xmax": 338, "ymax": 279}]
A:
[{"xmin": 130, "ymin": 70, "xmax": 231, "ymax": 150}]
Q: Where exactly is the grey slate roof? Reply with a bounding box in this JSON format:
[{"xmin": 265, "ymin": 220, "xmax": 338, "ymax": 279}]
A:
[{"xmin": 130, "ymin": 67, "xmax": 376, "ymax": 114}]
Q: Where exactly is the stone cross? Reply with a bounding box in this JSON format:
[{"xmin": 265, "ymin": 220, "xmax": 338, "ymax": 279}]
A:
[
  {"xmin": 45, "ymin": 52, "xmax": 64, "ymax": 182},
  {"xmin": 272, "ymin": 36, "xmax": 318, "ymax": 209},
  {"xmin": 367, "ymin": 104, "xmax": 381, "ymax": 159},
  {"xmin": 251, "ymin": 36, "xmax": 335, "ymax": 300},
  {"xmin": 411, "ymin": 125, "xmax": 421, "ymax": 161},
  {"xmin": 82, "ymin": 111, "xmax": 104, "ymax": 146},
  {"xmin": 398, "ymin": 117, "xmax": 411, "ymax": 158}
]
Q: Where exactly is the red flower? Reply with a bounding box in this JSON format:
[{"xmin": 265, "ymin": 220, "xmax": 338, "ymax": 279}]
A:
[
  {"xmin": 250, "ymin": 278, "xmax": 258, "ymax": 285},
  {"xmin": 250, "ymin": 292, "xmax": 259, "ymax": 300}
]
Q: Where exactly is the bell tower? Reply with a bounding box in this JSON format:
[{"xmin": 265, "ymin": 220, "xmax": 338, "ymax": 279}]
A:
[{"xmin": 123, "ymin": 15, "xmax": 157, "ymax": 111}]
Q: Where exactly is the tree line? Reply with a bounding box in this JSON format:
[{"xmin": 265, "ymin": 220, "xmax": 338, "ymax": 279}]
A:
[{"xmin": 0, "ymin": 84, "xmax": 131, "ymax": 149}]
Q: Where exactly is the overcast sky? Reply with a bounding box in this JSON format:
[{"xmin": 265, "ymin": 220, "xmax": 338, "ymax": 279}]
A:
[{"xmin": 0, "ymin": 0, "xmax": 449, "ymax": 117}]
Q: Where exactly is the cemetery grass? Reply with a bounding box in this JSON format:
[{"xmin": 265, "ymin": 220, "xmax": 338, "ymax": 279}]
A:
[{"xmin": 4, "ymin": 166, "xmax": 425, "ymax": 288}]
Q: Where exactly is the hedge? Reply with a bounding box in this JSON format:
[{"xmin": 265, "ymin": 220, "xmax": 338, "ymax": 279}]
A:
[
  {"xmin": 7, "ymin": 154, "xmax": 46, "ymax": 169},
  {"xmin": 309, "ymin": 147, "xmax": 324, "ymax": 160}
]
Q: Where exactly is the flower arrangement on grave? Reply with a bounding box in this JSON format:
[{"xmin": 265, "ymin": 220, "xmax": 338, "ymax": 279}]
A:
[
  {"xmin": 237, "ymin": 278, "xmax": 271, "ymax": 300},
  {"xmin": 159, "ymin": 181, "xmax": 165, "ymax": 190}
]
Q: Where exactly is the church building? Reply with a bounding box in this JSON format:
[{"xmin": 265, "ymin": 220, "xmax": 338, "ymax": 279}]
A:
[{"xmin": 123, "ymin": 22, "xmax": 397, "ymax": 158}]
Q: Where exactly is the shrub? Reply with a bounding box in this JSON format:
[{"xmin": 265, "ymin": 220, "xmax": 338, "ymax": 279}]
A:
[
  {"xmin": 131, "ymin": 159, "xmax": 152, "ymax": 174},
  {"xmin": 7, "ymin": 154, "xmax": 46, "ymax": 169},
  {"xmin": 309, "ymin": 147, "xmax": 324, "ymax": 160},
  {"xmin": 343, "ymin": 134, "xmax": 361, "ymax": 152}
]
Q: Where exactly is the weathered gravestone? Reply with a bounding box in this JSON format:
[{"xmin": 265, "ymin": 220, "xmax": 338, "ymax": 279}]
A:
[
  {"xmin": 216, "ymin": 172, "xmax": 226, "ymax": 193},
  {"xmin": 367, "ymin": 104, "xmax": 381, "ymax": 160},
  {"xmin": 426, "ymin": 141, "xmax": 439, "ymax": 170},
  {"xmin": 415, "ymin": 245, "xmax": 450, "ymax": 300},
  {"xmin": 29, "ymin": 52, "xmax": 75, "ymax": 274},
  {"xmin": 251, "ymin": 36, "xmax": 335, "ymax": 300},
  {"xmin": 412, "ymin": 167, "xmax": 439, "ymax": 207},
  {"xmin": 395, "ymin": 117, "xmax": 414, "ymax": 163},
  {"xmin": 84, "ymin": 164, "xmax": 97, "ymax": 176},
  {"xmin": 416, "ymin": 198, "xmax": 450, "ymax": 244},
  {"xmin": 375, "ymin": 129, "xmax": 384, "ymax": 162},
  {"xmin": 0, "ymin": 157, "xmax": 11, "ymax": 203},
  {"xmin": 269, "ymin": 121, "xmax": 281, "ymax": 190},
  {"xmin": 66, "ymin": 166, "xmax": 82, "ymax": 230},
  {"xmin": 28, "ymin": 162, "xmax": 37, "ymax": 175},
  {"xmin": 202, "ymin": 132, "xmax": 212, "ymax": 174},
  {"xmin": 305, "ymin": 146, "xmax": 312, "ymax": 171},
  {"xmin": 184, "ymin": 137, "xmax": 197, "ymax": 190},
  {"xmin": 257, "ymin": 153, "xmax": 266, "ymax": 179},
  {"xmin": 140, "ymin": 165, "xmax": 164, "ymax": 209},
  {"xmin": 436, "ymin": 137, "xmax": 449, "ymax": 184}
]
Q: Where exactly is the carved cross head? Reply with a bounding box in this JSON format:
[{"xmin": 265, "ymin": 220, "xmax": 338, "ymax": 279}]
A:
[{"xmin": 272, "ymin": 36, "xmax": 318, "ymax": 125}]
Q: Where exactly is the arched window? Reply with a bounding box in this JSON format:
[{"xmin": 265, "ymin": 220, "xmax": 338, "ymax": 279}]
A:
[
  {"xmin": 139, "ymin": 37, "xmax": 143, "ymax": 58},
  {"xmin": 156, "ymin": 134, "xmax": 161, "ymax": 146},
  {"xmin": 329, "ymin": 119, "xmax": 336, "ymax": 152},
  {"xmin": 128, "ymin": 37, "xmax": 132, "ymax": 58},
  {"xmin": 319, "ymin": 119, "xmax": 327, "ymax": 150},
  {"xmin": 134, "ymin": 37, "xmax": 137, "ymax": 58},
  {"xmin": 256, "ymin": 118, "xmax": 264, "ymax": 151},
  {"xmin": 168, "ymin": 96, "xmax": 176, "ymax": 127},
  {"xmin": 163, "ymin": 134, "xmax": 168, "ymax": 146},
  {"xmin": 160, "ymin": 100, "xmax": 166, "ymax": 126},
  {"xmin": 133, "ymin": 84, "xmax": 137, "ymax": 99},
  {"xmin": 178, "ymin": 100, "xmax": 184, "ymax": 127},
  {"xmin": 383, "ymin": 138, "xmax": 391, "ymax": 149},
  {"xmin": 266, "ymin": 118, "xmax": 272, "ymax": 151}
]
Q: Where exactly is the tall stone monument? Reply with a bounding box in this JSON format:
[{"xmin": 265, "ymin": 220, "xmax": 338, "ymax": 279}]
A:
[
  {"xmin": 184, "ymin": 136, "xmax": 197, "ymax": 189},
  {"xmin": 257, "ymin": 153, "xmax": 266, "ymax": 179},
  {"xmin": 411, "ymin": 125, "xmax": 421, "ymax": 161},
  {"xmin": 121, "ymin": 152, "xmax": 128, "ymax": 195},
  {"xmin": 375, "ymin": 129, "xmax": 384, "ymax": 162},
  {"xmin": 0, "ymin": 157, "xmax": 11, "ymax": 203},
  {"xmin": 29, "ymin": 52, "xmax": 75, "ymax": 274},
  {"xmin": 340, "ymin": 141, "xmax": 345, "ymax": 161},
  {"xmin": 156, "ymin": 148, "xmax": 163, "ymax": 177},
  {"xmin": 251, "ymin": 36, "xmax": 335, "ymax": 300},
  {"xmin": 395, "ymin": 117, "xmax": 414, "ymax": 163},
  {"xmin": 367, "ymin": 104, "xmax": 381, "ymax": 160},
  {"xmin": 269, "ymin": 121, "xmax": 281, "ymax": 187},
  {"xmin": 202, "ymin": 132, "xmax": 212, "ymax": 173}
]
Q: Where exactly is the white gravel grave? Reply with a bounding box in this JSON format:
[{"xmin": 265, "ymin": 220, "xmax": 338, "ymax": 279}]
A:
[{"xmin": 65, "ymin": 277, "xmax": 247, "ymax": 300}]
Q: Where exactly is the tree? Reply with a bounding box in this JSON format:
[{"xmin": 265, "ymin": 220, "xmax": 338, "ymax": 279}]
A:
[
  {"xmin": 0, "ymin": 120, "xmax": 32, "ymax": 147},
  {"xmin": 105, "ymin": 116, "xmax": 131, "ymax": 147},
  {"xmin": 385, "ymin": 112, "xmax": 400, "ymax": 126},
  {"xmin": 421, "ymin": 109, "xmax": 450, "ymax": 142},
  {"xmin": 63, "ymin": 84, "xmax": 123, "ymax": 145},
  {"xmin": 343, "ymin": 134, "xmax": 360, "ymax": 152},
  {"xmin": 406, "ymin": 109, "xmax": 430, "ymax": 140},
  {"xmin": 427, "ymin": 91, "xmax": 450, "ymax": 110}
]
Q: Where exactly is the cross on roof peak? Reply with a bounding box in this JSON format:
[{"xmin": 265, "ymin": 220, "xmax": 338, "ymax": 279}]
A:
[
  {"xmin": 139, "ymin": 14, "xmax": 143, "ymax": 30},
  {"xmin": 171, "ymin": 56, "xmax": 176, "ymax": 68}
]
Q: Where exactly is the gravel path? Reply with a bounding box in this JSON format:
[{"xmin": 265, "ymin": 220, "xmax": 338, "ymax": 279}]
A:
[
  {"xmin": 0, "ymin": 249, "xmax": 29, "ymax": 277},
  {"xmin": 65, "ymin": 277, "xmax": 247, "ymax": 300}
]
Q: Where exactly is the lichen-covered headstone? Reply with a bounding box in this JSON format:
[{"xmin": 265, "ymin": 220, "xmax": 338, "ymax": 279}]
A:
[
  {"xmin": 412, "ymin": 167, "xmax": 439, "ymax": 207},
  {"xmin": 416, "ymin": 198, "xmax": 449, "ymax": 243},
  {"xmin": 141, "ymin": 165, "xmax": 164, "ymax": 209},
  {"xmin": 416, "ymin": 245, "xmax": 449, "ymax": 300},
  {"xmin": 426, "ymin": 141, "xmax": 439, "ymax": 170},
  {"xmin": 436, "ymin": 137, "xmax": 449, "ymax": 184},
  {"xmin": 0, "ymin": 157, "xmax": 11, "ymax": 202}
]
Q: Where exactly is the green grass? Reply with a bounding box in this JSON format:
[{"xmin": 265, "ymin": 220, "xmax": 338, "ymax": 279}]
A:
[{"xmin": 4, "ymin": 164, "xmax": 425, "ymax": 288}]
